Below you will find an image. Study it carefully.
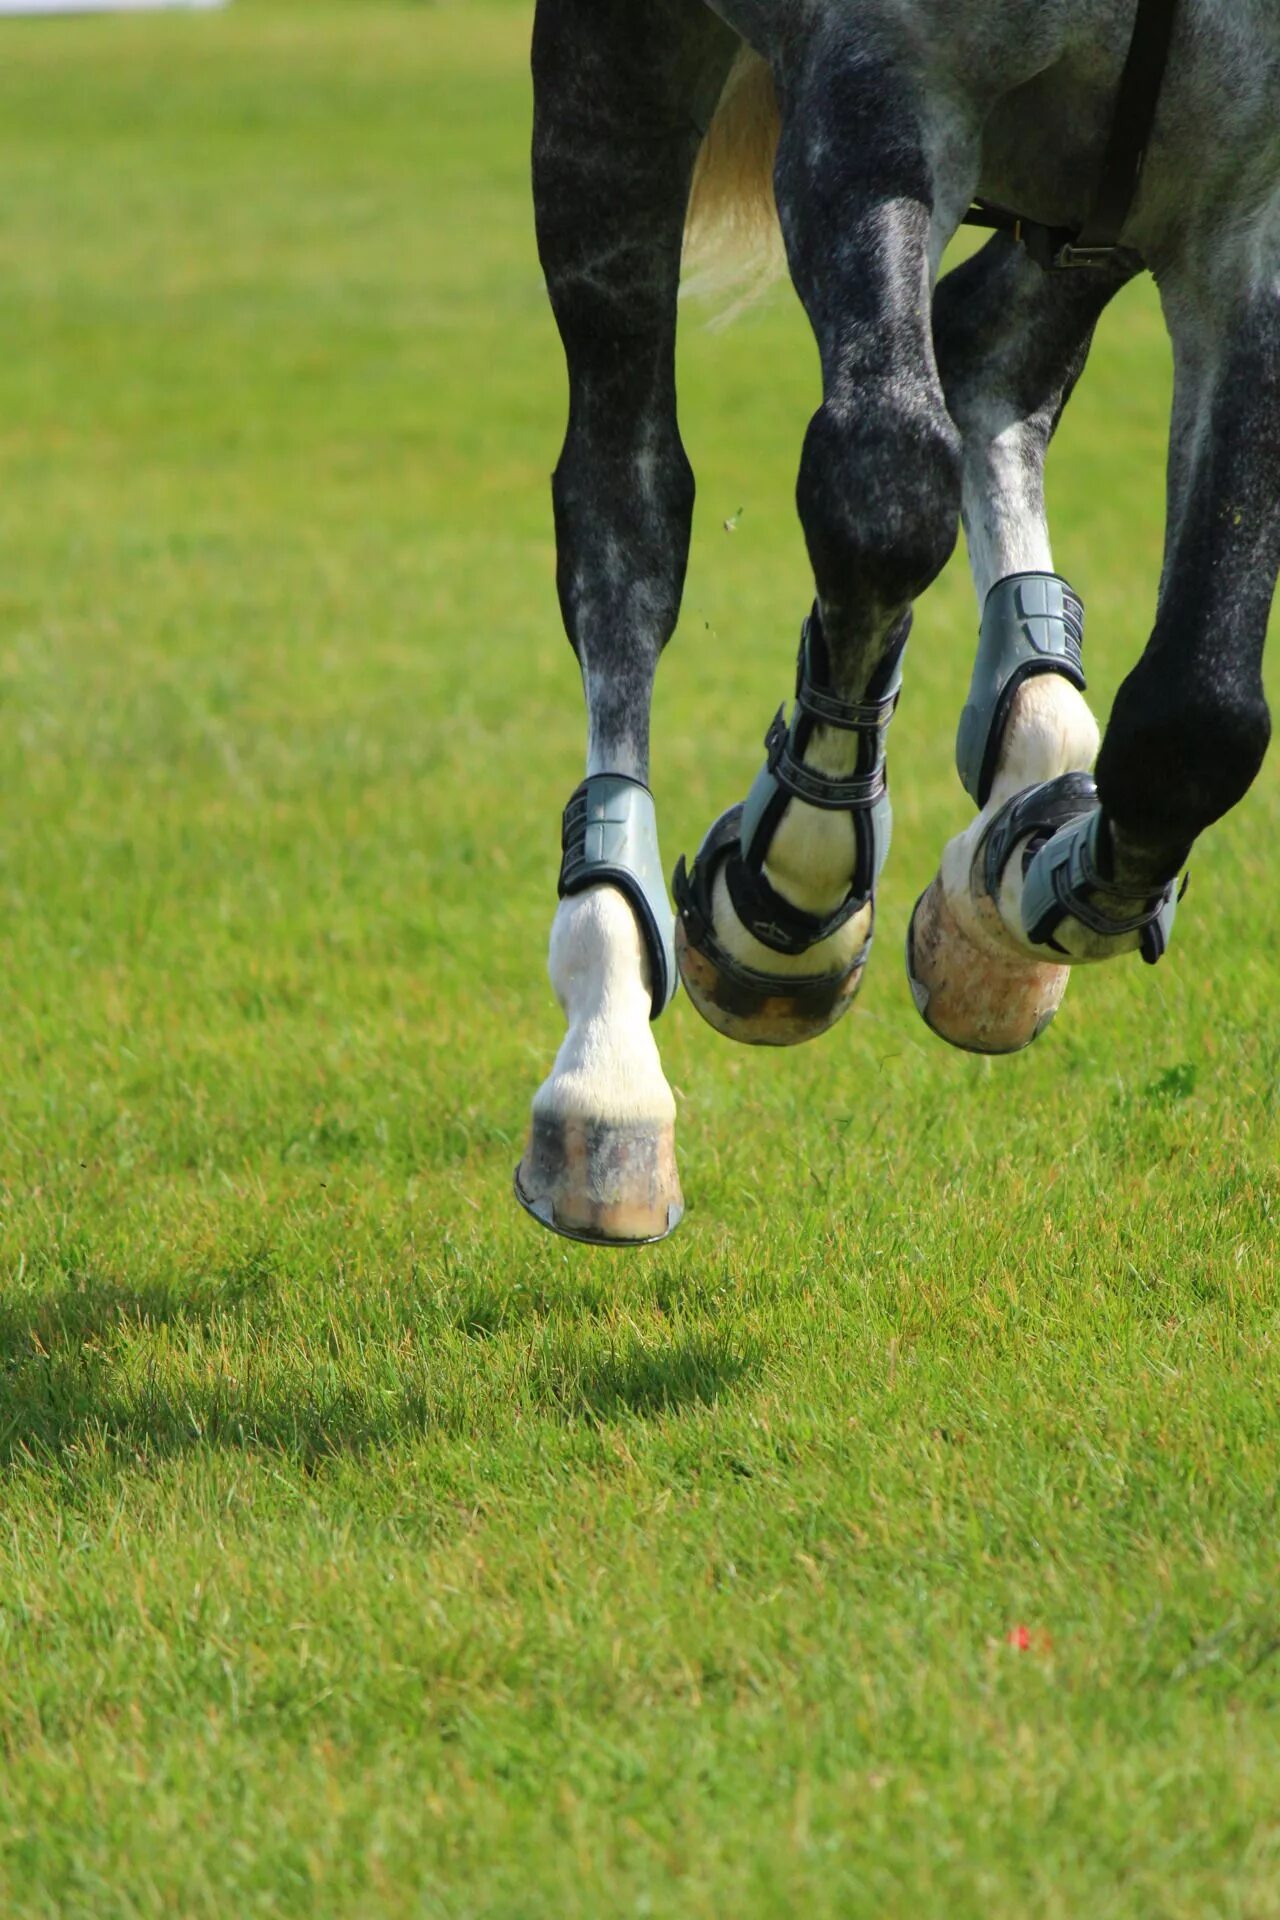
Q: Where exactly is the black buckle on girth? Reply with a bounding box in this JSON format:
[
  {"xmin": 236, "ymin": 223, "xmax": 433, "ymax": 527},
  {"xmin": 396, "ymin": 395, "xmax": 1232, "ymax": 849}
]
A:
[
  {"xmin": 960, "ymin": 206, "xmax": 1092, "ymax": 273},
  {"xmin": 965, "ymin": 0, "xmax": 1178, "ymax": 273}
]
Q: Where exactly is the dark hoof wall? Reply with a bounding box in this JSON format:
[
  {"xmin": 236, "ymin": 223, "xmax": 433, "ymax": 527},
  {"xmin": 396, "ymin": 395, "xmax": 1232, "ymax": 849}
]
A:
[
  {"xmin": 675, "ymin": 916, "xmax": 865, "ymax": 1049},
  {"xmin": 905, "ymin": 878, "xmax": 1066, "ymax": 1057},
  {"xmin": 514, "ymin": 1110, "xmax": 683, "ymax": 1247}
]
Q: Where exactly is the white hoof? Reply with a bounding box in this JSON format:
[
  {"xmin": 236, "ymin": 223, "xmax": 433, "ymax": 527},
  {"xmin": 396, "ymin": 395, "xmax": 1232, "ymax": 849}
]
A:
[
  {"xmin": 906, "ymin": 876, "xmax": 1068, "ymax": 1054},
  {"xmin": 516, "ymin": 887, "xmax": 682, "ymax": 1244},
  {"xmin": 909, "ymin": 674, "xmax": 1100, "ymax": 1054}
]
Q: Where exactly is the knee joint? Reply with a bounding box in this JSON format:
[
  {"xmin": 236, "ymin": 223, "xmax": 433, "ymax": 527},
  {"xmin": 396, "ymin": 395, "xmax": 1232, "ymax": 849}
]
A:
[{"xmin": 798, "ymin": 395, "xmax": 961, "ymax": 611}]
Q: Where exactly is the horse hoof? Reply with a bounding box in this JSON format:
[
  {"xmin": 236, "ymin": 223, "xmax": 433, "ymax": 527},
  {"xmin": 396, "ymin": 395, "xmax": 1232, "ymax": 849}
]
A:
[
  {"xmin": 514, "ymin": 1110, "xmax": 683, "ymax": 1246},
  {"xmin": 674, "ymin": 913, "xmax": 865, "ymax": 1048},
  {"xmin": 905, "ymin": 876, "xmax": 1067, "ymax": 1056}
]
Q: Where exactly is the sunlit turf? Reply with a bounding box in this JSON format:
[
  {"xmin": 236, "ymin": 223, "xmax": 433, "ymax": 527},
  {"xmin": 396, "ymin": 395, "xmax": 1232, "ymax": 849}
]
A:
[{"xmin": 0, "ymin": 4, "xmax": 1277, "ymax": 1914}]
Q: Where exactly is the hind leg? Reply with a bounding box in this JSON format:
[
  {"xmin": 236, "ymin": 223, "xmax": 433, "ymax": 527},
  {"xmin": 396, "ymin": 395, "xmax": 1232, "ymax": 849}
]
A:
[
  {"xmin": 515, "ymin": 0, "xmax": 735, "ymax": 1244},
  {"xmin": 916, "ymin": 234, "xmax": 1279, "ymax": 1045},
  {"xmin": 676, "ymin": 43, "xmax": 978, "ymax": 1044},
  {"xmin": 908, "ymin": 238, "xmax": 1133, "ymax": 1052}
]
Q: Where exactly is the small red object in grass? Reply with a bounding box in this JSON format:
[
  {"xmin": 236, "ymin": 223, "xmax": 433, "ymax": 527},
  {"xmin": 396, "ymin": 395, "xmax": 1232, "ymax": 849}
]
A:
[{"xmin": 1007, "ymin": 1624, "xmax": 1033, "ymax": 1650}]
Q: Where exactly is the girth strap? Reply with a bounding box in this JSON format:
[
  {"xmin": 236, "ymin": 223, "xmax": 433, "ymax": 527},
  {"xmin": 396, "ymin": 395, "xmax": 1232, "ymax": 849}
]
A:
[
  {"xmin": 1075, "ymin": 0, "xmax": 1178, "ymax": 254},
  {"xmin": 965, "ymin": 0, "xmax": 1179, "ymax": 270}
]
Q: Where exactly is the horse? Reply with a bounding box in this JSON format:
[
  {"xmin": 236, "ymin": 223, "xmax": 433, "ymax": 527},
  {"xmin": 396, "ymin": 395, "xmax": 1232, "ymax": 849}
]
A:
[{"xmin": 514, "ymin": 0, "xmax": 1280, "ymax": 1245}]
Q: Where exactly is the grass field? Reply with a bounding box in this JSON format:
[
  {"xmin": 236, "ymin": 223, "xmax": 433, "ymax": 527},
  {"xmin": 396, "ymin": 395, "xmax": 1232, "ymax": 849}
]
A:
[{"xmin": 1, "ymin": 3, "xmax": 1278, "ymax": 1914}]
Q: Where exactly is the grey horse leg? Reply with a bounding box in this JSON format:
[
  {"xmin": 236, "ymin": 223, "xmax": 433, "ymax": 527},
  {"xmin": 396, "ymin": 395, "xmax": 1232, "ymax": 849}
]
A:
[
  {"xmin": 908, "ymin": 238, "xmax": 1135, "ymax": 1053},
  {"xmin": 932, "ymin": 231, "xmax": 1279, "ymax": 1022},
  {"xmin": 1096, "ymin": 286, "xmax": 1277, "ymax": 884},
  {"xmin": 675, "ymin": 40, "xmax": 979, "ymax": 1046},
  {"xmin": 936, "ymin": 237, "xmax": 1134, "ymax": 607},
  {"xmin": 514, "ymin": 0, "xmax": 736, "ymax": 1245}
]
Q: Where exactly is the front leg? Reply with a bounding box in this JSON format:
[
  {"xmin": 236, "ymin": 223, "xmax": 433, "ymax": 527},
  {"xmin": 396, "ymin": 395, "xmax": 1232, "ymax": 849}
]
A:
[
  {"xmin": 914, "ymin": 229, "xmax": 1280, "ymax": 1050},
  {"xmin": 1014, "ymin": 250, "xmax": 1278, "ymax": 962},
  {"xmin": 676, "ymin": 42, "xmax": 977, "ymax": 1045},
  {"xmin": 907, "ymin": 237, "xmax": 1133, "ymax": 1053},
  {"xmin": 515, "ymin": 0, "xmax": 736, "ymax": 1244}
]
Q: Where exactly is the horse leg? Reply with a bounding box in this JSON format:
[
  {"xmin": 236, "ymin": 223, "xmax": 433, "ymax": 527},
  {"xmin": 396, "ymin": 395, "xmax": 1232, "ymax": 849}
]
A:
[
  {"xmin": 675, "ymin": 43, "xmax": 976, "ymax": 1046},
  {"xmin": 515, "ymin": 0, "xmax": 735, "ymax": 1245},
  {"xmin": 917, "ymin": 235, "xmax": 1279, "ymax": 1029},
  {"xmin": 907, "ymin": 238, "xmax": 1134, "ymax": 1053}
]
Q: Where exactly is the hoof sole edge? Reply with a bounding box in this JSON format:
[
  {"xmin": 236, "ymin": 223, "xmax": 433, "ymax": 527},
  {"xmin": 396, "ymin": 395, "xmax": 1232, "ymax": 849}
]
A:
[{"xmin": 515, "ymin": 1111, "xmax": 683, "ymax": 1246}]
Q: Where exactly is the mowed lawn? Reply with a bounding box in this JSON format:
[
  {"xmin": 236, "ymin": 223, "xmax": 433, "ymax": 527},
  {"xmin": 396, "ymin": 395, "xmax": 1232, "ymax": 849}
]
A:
[{"xmin": 0, "ymin": 3, "xmax": 1278, "ymax": 1914}]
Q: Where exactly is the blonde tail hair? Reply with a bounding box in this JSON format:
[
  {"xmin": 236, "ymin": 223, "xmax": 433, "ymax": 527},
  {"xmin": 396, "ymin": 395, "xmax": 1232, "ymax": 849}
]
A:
[{"xmin": 683, "ymin": 47, "xmax": 784, "ymax": 308}]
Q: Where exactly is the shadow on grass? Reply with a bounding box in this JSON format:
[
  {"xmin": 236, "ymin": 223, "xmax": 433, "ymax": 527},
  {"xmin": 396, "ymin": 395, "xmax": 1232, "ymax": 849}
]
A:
[
  {"xmin": 0, "ymin": 1270, "xmax": 759, "ymax": 1470},
  {"xmin": 534, "ymin": 1329, "xmax": 759, "ymax": 1424}
]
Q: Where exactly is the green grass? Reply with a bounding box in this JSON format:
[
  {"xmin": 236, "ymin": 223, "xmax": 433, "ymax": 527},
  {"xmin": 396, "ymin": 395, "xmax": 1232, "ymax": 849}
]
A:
[{"xmin": 0, "ymin": 4, "xmax": 1278, "ymax": 1914}]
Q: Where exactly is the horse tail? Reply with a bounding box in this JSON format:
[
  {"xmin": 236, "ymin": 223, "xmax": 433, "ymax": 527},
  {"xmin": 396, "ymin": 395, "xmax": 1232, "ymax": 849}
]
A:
[{"xmin": 684, "ymin": 47, "xmax": 783, "ymax": 296}]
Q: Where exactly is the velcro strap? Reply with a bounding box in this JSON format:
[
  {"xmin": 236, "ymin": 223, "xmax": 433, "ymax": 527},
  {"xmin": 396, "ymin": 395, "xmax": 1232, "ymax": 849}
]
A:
[
  {"xmin": 1026, "ymin": 810, "xmax": 1176, "ymax": 944},
  {"xmin": 764, "ymin": 709, "xmax": 889, "ymax": 811},
  {"xmin": 737, "ymin": 615, "xmax": 906, "ymax": 897},
  {"xmin": 992, "ymin": 778, "xmax": 1183, "ymax": 963},
  {"xmin": 725, "ymin": 852, "xmax": 866, "ymax": 958},
  {"xmin": 795, "ymin": 680, "xmax": 901, "ymax": 732}
]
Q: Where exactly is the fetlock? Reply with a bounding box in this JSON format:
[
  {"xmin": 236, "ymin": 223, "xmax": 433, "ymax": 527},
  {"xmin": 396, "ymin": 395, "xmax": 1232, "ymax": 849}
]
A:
[{"xmin": 673, "ymin": 610, "xmax": 906, "ymax": 1046}]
